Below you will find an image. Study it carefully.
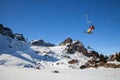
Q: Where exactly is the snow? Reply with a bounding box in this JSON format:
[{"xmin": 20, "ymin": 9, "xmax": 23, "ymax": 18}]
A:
[
  {"xmin": 0, "ymin": 65, "xmax": 120, "ymax": 80},
  {"xmin": 0, "ymin": 34, "xmax": 120, "ymax": 80}
]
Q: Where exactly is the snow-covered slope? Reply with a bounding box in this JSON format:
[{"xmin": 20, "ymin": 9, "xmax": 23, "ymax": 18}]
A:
[
  {"xmin": 0, "ymin": 34, "xmax": 29, "ymax": 52},
  {"xmin": 31, "ymin": 45, "xmax": 90, "ymax": 68},
  {"xmin": 0, "ymin": 34, "xmax": 90, "ymax": 69},
  {"xmin": 0, "ymin": 25, "xmax": 120, "ymax": 80},
  {"xmin": 0, "ymin": 65, "xmax": 120, "ymax": 80},
  {"xmin": 0, "ymin": 34, "xmax": 40, "ymax": 67}
]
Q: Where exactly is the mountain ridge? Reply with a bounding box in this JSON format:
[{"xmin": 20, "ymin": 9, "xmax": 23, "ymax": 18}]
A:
[{"xmin": 0, "ymin": 24, "xmax": 120, "ymax": 69}]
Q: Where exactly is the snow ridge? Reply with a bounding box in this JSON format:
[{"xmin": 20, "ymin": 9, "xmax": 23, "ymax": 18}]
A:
[
  {"xmin": 0, "ymin": 24, "xmax": 120, "ymax": 69},
  {"xmin": 0, "ymin": 33, "xmax": 89, "ymax": 69}
]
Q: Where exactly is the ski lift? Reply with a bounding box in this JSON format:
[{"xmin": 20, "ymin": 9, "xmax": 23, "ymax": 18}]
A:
[{"xmin": 85, "ymin": 13, "xmax": 95, "ymax": 34}]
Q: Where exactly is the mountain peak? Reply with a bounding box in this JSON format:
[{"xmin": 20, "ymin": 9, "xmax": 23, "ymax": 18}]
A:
[
  {"xmin": 31, "ymin": 39, "xmax": 55, "ymax": 47},
  {"xmin": 0, "ymin": 24, "xmax": 120, "ymax": 69}
]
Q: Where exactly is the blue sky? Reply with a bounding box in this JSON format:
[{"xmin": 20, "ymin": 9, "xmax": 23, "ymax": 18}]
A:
[{"xmin": 0, "ymin": 0, "xmax": 120, "ymax": 55}]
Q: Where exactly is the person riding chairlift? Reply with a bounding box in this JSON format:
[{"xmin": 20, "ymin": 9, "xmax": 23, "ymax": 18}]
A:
[{"xmin": 86, "ymin": 25, "xmax": 95, "ymax": 33}]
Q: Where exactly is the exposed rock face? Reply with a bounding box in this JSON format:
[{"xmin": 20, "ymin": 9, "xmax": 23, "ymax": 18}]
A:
[
  {"xmin": 31, "ymin": 39, "xmax": 55, "ymax": 47},
  {"xmin": 60, "ymin": 37, "xmax": 88, "ymax": 54},
  {"xmin": 80, "ymin": 65, "xmax": 88, "ymax": 69},
  {"xmin": 87, "ymin": 59, "xmax": 97, "ymax": 67},
  {"xmin": 0, "ymin": 24, "xmax": 14, "ymax": 38},
  {"xmin": 31, "ymin": 40, "xmax": 44, "ymax": 46},
  {"xmin": 59, "ymin": 37, "xmax": 73, "ymax": 46},
  {"xmin": 60, "ymin": 38, "xmax": 101, "ymax": 59},
  {"xmin": 0, "ymin": 24, "xmax": 4, "ymax": 33},
  {"xmin": 0, "ymin": 24, "xmax": 26, "ymax": 41},
  {"xmin": 68, "ymin": 59, "xmax": 78, "ymax": 64},
  {"xmin": 14, "ymin": 33, "xmax": 26, "ymax": 41},
  {"xmin": 59, "ymin": 38, "xmax": 120, "ymax": 69},
  {"xmin": 87, "ymin": 50, "xmax": 99, "ymax": 59},
  {"xmin": 109, "ymin": 52, "xmax": 120, "ymax": 62},
  {"xmin": 80, "ymin": 52, "xmax": 120, "ymax": 69},
  {"xmin": 80, "ymin": 60, "xmax": 120, "ymax": 69}
]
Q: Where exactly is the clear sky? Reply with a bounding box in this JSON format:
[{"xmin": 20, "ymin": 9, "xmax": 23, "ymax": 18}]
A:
[{"xmin": 0, "ymin": 0, "xmax": 120, "ymax": 55}]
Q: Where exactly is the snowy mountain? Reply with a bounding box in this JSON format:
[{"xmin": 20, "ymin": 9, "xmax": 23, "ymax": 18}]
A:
[
  {"xmin": 0, "ymin": 33, "xmax": 89, "ymax": 69},
  {"xmin": 0, "ymin": 24, "xmax": 120, "ymax": 69},
  {"xmin": 0, "ymin": 24, "xmax": 120, "ymax": 80}
]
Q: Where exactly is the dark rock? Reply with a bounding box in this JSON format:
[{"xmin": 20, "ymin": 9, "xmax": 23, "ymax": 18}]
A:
[
  {"xmin": 60, "ymin": 38, "xmax": 88, "ymax": 54},
  {"xmin": 87, "ymin": 59, "xmax": 97, "ymax": 67},
  {"xmin": 99, "ymin": 54, "xmax": 107, "ymax": 63},
  {"xmin": 0, "ymin": 24, "xmax": 4, "ymax": 33},
  {"xmin": 87, "ymin": 50, "xmax": 99, "ymax": 59},
  {"xmin": 24, "ymin": 64, "xmax": 34, "ymax": 68},
  {"xmin": 109, "ymin": 52, "xmax": 120, "ymax": 62},
  {"xmin": 31, "ymin": 39, "xmax": 55, "ymax": 47},
  {"xmin": 96, "ymin": 62, "xmax": 104, "ymax": 67},
  {"xmin": 68, "ymin": 59, "xmax": 78, "ymax": 64},
  {"xmin": 80, "ymin": 65, "xmax": 87, "ymax": 69},
  {"xmin": 59, "ymin": 37, "xmax": 73, "ymax": 46},
  {"xmin": 76, "ymin": 45, "xmax": 88, "ymax": 54},
  {"xmin": 32, "ymin": 40, "xmax": 44, "ymax": 46},
  {"xmin": 52, "ymin": 70, "xmax": 59, "ymax": 73},
  {"xmin": 14, "ymin": 33, "xmax": 26, "ymax": 41},
  {"xmin": 0, "ymin": 24, "xmax": 14, "ymax": 38}
]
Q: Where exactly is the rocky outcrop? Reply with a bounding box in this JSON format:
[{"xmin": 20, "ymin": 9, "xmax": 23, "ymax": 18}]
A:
[
  {"xmin": 80, "ymin": 53, "xmax": 120, "ymax": 69},
  {"xmin": 0, "ymin": 24, "xmax": 14, "ymax": 38},
  {"xmin": 59, "ymin": 37, "xmax": 73, "ymax": 46},
  {"xmin": 0, "ymin": 24, "xmax": 26, "ymax": 41},
  {"xmin": 14, "ymin": 33, "xmax": 26, "ymax": 42},
  {"xmin": 87, "ymin": 50, "xmax": 99, "ymax": 59},
  {"xmin": 68, "ymin": 59, "xmax": 78, "ymax": 64},
  {"xmin": 109, "ymin": 52, "xmax": 120, "ymax": 62},
  {"xmin": 60, "ymin": 37, "xmax": 88, "ymax": 54},
  {"xmin": 31, "ymin": 39, "xmax": 55, "ymax": 47},
  {"xmin": 80, "ymin": 60, "xmax": 120, "ymax": 69},
  {"xmin": 66, "ymin": 43, "xmax": 120, "ymax": 69}
]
